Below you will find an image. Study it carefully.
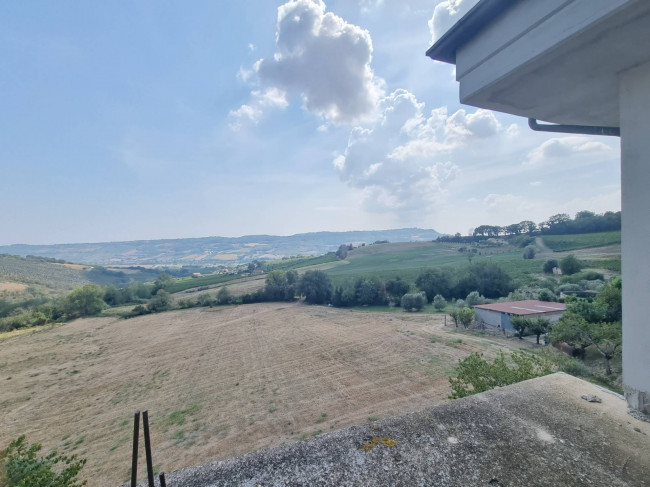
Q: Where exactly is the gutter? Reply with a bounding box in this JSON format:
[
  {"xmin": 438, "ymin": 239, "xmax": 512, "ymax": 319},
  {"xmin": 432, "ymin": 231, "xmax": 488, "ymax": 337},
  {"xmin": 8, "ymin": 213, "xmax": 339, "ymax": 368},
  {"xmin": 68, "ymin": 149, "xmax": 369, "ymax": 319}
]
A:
[{"xmin": 528, "ymin": 118, "xmax": 620, "ymax": 137}]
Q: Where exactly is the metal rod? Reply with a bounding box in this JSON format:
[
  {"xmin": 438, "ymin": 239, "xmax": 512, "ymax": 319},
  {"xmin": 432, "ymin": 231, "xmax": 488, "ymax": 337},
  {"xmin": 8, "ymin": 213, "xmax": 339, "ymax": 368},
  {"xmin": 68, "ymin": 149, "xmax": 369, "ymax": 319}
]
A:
[
  {"xmin": 528, "ymin": 118, "xmax": 620, "ymax": 137},
  {"xmin": 131, "ymin": 411, "xmax": 140, "ymax": 487},
  {"xmin": 159, "ymin": 473, "xmax": 167, "ymax": 487},
  {"xmin": 143, "ymin": 410, "xmax": 155, "ymax": 487}
]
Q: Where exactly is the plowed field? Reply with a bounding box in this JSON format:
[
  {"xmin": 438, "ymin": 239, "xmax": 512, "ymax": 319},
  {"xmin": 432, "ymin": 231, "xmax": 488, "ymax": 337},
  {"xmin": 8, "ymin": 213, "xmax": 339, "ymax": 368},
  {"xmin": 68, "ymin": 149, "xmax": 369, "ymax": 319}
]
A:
[{"xmin": 0, "ymin": 303, "xmax": 528, "ymax": 486}]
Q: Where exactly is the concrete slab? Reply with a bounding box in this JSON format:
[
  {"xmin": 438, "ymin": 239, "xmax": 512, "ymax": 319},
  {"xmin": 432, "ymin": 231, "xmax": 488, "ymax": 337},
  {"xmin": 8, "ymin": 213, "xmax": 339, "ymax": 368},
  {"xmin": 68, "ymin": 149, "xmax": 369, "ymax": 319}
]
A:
[{"xmin": 129, "ymin": 373, "xmax": 650, "ymax": 486}]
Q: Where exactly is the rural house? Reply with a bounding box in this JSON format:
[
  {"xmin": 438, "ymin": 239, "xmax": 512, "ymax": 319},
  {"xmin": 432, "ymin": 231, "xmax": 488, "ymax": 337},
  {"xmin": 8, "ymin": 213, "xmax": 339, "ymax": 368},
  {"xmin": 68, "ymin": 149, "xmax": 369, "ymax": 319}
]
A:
[{"xmin": 473, "ymin": 300, "xmax": 566, "ymax": 333}]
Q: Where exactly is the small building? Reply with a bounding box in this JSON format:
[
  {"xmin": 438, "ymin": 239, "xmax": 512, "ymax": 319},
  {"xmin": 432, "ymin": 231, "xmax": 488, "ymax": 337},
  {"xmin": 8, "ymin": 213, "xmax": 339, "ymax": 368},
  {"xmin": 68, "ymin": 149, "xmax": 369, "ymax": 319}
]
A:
[{"xmin": 474, "ymin": 300, "xmax": 566, "ymax": 333}]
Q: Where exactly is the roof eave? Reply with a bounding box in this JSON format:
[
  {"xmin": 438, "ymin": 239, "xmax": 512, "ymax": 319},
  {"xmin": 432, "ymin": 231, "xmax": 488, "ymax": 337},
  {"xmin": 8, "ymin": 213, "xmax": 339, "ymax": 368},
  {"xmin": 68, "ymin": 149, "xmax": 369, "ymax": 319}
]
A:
[{"xmin": 426, "ymin": 0, "xmax": 514, "ymax": 65}]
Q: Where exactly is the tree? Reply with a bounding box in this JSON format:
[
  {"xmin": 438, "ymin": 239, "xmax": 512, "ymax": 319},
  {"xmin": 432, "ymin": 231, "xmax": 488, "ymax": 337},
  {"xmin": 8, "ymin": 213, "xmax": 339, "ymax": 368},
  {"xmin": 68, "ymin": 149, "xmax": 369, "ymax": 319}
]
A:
[
  {"xmin": 510, "ymin": 316, "xmax": 529, "ymax": 339},
  {"xmin": 559, "ymin": 255, "xmax": 581, "ymax": 275},
  {"xmin": 63, "ymin": 285, "xmax": 105, "ymax": 319},
  {"xmin": 147, "ymin": 289, "xmax": 172, "ymax": 313},
  {"xmin": 522, "ymin": 246, "xmax": 536, "ymax": 259},
  {"xmin": 454, "ymin": 262, "xmax": 513, "ymax": 299},
  {"xmin": 518, "ymin": 220, "xmax": 537, "ymax": 234},
  {"xmin": 401, "ymin": 293, "xmax": 426, "ymax": 312},
  {"xmin": 197, "ymin": 293, "xmax": 214, "ymax": 307},
  {"xmin": 550, "ymin": 313, "xmax": 593, "ymax": 359},
  {"xmin": 298, "ymin": 271, "xmax": 332, "ymax": 304},
  {"xmin": 536, "ymin": 288, "xmax": 557, "ymax": 302},
  {"xmin": 596, "ymin": 278, "xmax": 622, "ymax": 322},
  {"xmin": 550, "ymin": 313, "xmax": 621, "ymax": 373},
  {"xmin": 449, "ymin": 352, "xmax": 553, "ymax": 399},
  {"xmin": 433, "ymin": 294, "xmax": 447, "ymax": 311},
  {"xmin": 354, "ymin": 277, "xmax": 385, "ymax": 306},
  {"xmin": 0, "ymin": 435, "xmax": 87, "ymax": 487},
  {"xmin": 542, "ymin": 259, "xmax": 558, "ymax": 274},
  {"xmin": 457, "ymin": 307, "xmax": 475, "ymax": 328},
  {"xmin": 415, "ymin": 268, "xmax": 453, "ymax": 302},
  {"xmin": 216, "ymin": 287, "xmax": 232, "ymax": 305},
  {"xmin": 465, "ymin": 291, "xmax": 485, "ymax": 307},
  {"xmin": 335, "ymin": 244, "xmax": 348, "ymax": 260},
  {"xmin": 528, "ymin": 317, "xmax": 550, "ymax": 344},
  {"xmin": 153, "ymin": 273, "xmax": 173, "ymax": 292},
  {"xmin": 385, "ymin": 277, "xmax": 410, "ymax": 301}
]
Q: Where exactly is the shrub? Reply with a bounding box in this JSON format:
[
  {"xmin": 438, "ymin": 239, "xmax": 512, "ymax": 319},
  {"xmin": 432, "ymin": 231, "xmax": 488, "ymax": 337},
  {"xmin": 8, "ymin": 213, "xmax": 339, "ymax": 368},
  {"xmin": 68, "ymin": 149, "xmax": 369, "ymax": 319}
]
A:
[
  {"xmin": 197, "ymin": 293, "xmax": 214, "ymax": 307},
  {"xmin": 216, "ymin": 287, "xmax": 232, "ymax": 305},
  {"xmin": 536, "ymin": 288, "xmax": 557, "ymax": 302},
  {"xmin": 522, "ymin": 246, "xmax": 536, "ymax": 259},
  {"xmin": 0, "ymin": 435, "xmax": 87, "ymax": 487},
  {"xmin": 432, "ymin": 294, "xmax": 447, "ymax": 310},
  {"xmin": 400, "ymin": 293, "xmax": 426, "ymax": 312},
  {"xmin": 448, "ymin": 351, "xmax": 553, "ymax": 399},
  {"xmin": 465, "ymin": 291, "xmax": 486, "ymax": 307},
  {"xmin": 560, "ymin": 255, "xmax": 581, "ymax": 275},
  {"xmin": 147, "ymin": 290, "xmax": 172, "ymax": 313},
  {"xmin": 542, "ymin": 259, "xmax": 558, "ymax": 274}
]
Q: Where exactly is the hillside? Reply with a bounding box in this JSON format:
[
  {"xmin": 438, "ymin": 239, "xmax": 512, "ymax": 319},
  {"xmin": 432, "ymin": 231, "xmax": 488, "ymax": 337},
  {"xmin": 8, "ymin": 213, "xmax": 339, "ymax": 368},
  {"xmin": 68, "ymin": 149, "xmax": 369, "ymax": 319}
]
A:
[
  {"xmin": 0, "ymin": 228, "xmax": 441, "ymax": 266},
  {"xmin": 0, "ymin": 254, "xmax": 158, "ymax": 299}
]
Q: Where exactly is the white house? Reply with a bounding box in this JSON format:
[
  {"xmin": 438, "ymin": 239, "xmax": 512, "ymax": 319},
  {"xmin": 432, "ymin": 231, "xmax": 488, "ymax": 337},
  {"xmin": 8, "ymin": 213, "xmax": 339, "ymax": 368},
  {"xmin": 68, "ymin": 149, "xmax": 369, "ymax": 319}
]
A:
[
  {"xmin": 474, "ymin": 300, "xmax": 566, "ymax": 333},
  {"xmin": 426, "ymin": 0, "xmax": 650, "ymax": 414}
]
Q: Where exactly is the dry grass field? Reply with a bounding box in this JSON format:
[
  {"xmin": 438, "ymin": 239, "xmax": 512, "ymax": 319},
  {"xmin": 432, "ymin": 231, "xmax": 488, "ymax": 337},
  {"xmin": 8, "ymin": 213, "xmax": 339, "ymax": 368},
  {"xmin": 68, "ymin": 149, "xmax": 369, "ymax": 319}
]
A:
[{"xmin": 0, "ymin": 303, "xmax": 530, "ymax": 486}]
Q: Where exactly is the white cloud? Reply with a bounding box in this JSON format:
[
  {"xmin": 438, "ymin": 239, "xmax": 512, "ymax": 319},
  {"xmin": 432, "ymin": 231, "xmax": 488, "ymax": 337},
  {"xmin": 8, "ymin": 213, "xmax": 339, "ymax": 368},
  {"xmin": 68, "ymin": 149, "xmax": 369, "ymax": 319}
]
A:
[
  {"xmin": 525, "ymin": 136, "xmax": 613, "ymax": 165},
  {"xmin": 234, "ymin": 0, "xmax": 384, "ymax": 126},
  {"xmin": 429, "ymin": 0, "xmax": 479, "ymax": 43},
  {"xmin": 229, "ymin": 88, "xmax": 288, "ymax": 130},
  {"xmin": 334, "ymin": 89, "xmax": 506, "ymax": 215}
]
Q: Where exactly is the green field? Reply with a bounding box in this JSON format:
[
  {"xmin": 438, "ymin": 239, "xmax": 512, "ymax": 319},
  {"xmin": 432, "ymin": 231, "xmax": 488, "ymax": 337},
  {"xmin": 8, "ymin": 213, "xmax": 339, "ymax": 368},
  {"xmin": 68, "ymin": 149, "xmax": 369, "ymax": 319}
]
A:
[
  {"xmin": 542, "ymin": 231, "xmax": 621, "ymax": 252},
  {"xmin": 322, "ymin": 241, "xmax": 543, "ymax": 287},
  {"xmin": 164, "ymin": 273, "xmax": 244, "ymax": 293}
]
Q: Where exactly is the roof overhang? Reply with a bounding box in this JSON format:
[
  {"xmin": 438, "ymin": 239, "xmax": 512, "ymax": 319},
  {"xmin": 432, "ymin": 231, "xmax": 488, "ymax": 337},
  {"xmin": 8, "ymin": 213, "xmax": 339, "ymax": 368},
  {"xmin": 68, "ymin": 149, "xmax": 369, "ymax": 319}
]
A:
[{"xmin": 427, "ymin": 0, "xmax": 650, "ymax": 126}]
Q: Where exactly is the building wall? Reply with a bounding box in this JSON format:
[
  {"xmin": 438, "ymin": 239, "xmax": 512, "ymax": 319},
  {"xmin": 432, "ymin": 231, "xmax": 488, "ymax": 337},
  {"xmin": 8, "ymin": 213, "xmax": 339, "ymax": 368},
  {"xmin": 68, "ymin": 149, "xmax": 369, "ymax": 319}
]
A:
[
  {"xmin": 620, "ymin": 59, "xmax": 650, "ymax": 414},
  {"xmin": 475, "ymin": 308, "xmax": 502, "ymax": 328},
  {"xmin": 475, "ymin": 309, "xmax": 565, "ymax": 333}
]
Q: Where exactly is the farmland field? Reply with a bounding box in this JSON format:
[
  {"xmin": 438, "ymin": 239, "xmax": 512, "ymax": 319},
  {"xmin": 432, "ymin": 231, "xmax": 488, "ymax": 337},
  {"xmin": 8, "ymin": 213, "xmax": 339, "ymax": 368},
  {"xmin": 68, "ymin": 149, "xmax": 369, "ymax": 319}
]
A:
[
  {"xmin": 0, "ymin": 303, "xmax": 529, "ymax": 486},
  {"xmin": 541, "ymin": 231, "xmax": 621, "ymax": 252}
]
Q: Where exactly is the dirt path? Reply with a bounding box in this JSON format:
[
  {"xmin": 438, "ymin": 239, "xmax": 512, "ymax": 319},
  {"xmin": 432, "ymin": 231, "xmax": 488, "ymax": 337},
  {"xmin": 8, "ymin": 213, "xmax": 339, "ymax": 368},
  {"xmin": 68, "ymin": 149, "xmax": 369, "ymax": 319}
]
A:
[{"xmin": 0, "ymin": 304, "xmax": 528, "ymax": 486}]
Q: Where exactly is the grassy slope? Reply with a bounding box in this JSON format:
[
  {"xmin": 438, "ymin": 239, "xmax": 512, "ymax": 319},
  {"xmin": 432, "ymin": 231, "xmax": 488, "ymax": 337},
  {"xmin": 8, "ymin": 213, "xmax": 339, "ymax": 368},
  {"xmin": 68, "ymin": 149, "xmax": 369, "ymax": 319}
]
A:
[
  {"xmin": 542, "ymin": 231, "xmax": 621, "ymax": 251},
  {"xmin": 323, "ymin": 241, "xmax": 543, "ymax": 287}
]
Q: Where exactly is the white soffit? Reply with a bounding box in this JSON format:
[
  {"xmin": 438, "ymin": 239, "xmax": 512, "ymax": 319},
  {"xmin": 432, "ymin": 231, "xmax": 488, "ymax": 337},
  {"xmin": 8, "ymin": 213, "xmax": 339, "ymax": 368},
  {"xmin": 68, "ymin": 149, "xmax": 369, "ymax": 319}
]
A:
[{"xmin": 453, "ymin": 0, "xmax": 650, "ymax": 126}]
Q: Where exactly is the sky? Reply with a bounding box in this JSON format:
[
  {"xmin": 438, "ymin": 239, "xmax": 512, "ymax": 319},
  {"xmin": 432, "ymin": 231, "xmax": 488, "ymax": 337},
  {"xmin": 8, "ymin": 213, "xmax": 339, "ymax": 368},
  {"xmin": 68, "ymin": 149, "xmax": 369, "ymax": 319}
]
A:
[{"xmin": 0, "ymin": 0, "xmax": 621, "ymax": 245}]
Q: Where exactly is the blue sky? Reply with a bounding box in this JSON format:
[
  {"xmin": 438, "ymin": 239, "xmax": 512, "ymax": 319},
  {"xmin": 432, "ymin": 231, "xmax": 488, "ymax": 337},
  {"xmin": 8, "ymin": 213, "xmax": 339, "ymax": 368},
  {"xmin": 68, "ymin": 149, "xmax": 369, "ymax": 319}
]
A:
[{"xmin": 0, "ymin": 0, "xmax": 620, "ymax": 245}]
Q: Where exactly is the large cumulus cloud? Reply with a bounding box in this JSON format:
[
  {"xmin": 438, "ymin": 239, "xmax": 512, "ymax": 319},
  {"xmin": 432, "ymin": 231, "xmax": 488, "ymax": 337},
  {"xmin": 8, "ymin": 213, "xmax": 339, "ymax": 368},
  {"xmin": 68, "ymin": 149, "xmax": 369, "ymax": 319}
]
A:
[
  {"xmin": 232, "ymin": 0, "xmax": 384, "ymax": 128},
  {"xmin": 429, "ymin": 0, "xmax": 479, "ymax": 43},
  {"xmin": 334, "ymin": 89, "xmax": 502, "ymax": 213}
]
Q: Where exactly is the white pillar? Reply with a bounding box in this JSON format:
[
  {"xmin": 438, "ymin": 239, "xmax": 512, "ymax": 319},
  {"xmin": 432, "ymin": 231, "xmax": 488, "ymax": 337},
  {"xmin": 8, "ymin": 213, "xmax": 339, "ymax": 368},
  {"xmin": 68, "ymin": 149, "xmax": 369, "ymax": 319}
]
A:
[{"xmin": 620, "ymin": 60, "xmax": 650, "ymax": 415}]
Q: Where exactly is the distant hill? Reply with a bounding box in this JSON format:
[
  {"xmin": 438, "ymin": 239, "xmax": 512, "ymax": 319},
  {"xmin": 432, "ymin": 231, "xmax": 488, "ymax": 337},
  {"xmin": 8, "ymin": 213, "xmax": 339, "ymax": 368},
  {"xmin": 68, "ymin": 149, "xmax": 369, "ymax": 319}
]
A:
[{"xmin": 0, "ymin": 228, "xmax": 441, "ymax": 266}]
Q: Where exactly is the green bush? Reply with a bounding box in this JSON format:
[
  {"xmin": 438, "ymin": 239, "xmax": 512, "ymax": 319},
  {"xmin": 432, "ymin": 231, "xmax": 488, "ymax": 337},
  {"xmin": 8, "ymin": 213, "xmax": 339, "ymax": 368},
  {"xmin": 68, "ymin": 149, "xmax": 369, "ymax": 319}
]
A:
[
  {"xmin": 542, "ymin": 259, "xmax": 558, "ymax": 274},
  {"xmin": 0, "ymin": 435, "xmax": 86, "ymax": 487},
  {"xmin": 449, "ymin": 351, "xmax": 553, "ymax": 399},
  {"xmin": 560, "ymin": 255, "xmax": 581, "ymax": 275},
  {"xmin": 401, "ymin": 293, "xmax": 426, "ymax": 312}
]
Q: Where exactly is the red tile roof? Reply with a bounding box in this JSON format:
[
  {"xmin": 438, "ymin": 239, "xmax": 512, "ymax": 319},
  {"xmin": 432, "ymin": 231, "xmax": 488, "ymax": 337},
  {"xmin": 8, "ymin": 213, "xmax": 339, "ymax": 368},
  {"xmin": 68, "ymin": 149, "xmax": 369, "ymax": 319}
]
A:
[{"xmin": 473, "ymin": 300, "xmax": 566, "ymax": 316}]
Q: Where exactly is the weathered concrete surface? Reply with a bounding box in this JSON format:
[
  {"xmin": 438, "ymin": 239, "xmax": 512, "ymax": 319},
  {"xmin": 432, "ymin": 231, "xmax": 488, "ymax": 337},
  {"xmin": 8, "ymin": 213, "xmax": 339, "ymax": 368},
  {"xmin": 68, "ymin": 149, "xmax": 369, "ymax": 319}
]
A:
[{"xmin": 130, "ymin": 374, "xmax": 650, "ymax": 486}]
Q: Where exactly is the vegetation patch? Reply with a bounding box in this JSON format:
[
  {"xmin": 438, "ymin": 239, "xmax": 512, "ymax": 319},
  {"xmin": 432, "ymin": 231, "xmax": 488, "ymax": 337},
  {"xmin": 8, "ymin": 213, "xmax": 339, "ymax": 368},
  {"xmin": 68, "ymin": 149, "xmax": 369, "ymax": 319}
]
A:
[{"xmin": 542, "ymin": 231, "xmax": 621, "ymax": 252}]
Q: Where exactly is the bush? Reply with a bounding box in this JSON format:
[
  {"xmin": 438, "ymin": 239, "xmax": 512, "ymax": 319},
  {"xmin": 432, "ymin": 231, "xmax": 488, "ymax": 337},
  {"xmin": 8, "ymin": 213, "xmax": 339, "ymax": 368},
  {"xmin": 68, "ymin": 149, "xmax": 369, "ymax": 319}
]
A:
[
  {"xmin": 542, "ymin": 259, "xmax": 559, "ymax": 274},
  {"xmin": 465, "ymin": 291, "xmax": 486, "ymax": 307},
  {"xmin": 216, "ymin": 287, "xmax": 232, "ymax": 305},
  {"xmin": 197, "ymin": 293, "xmax": 214, "ymax": 307},
  {"xmin": 401, "ymin": 293, "xmax": 426, "ymax": 312},
  {"xmin": 298, "ymin": 271, "xmax": 332, "ymax": 305},
  {"xmin": 522, "ymin": 246, "xmax": 536, "ymax": 259},
  {"xmin": 432, "ymin": 294, "xmax": 447, "ymax": 310},
  {"xmin": 0, "ymin": 435, "xmax": 87, "ymax": 487},
  {"xmin": 536, "ymin": 288, "xmax": 557, "ymax": 302},
  {"xmin": 560, "ymin": 255, "xmax": 581, "ymax": 275},
  {"xmin": 448, "ymin": 351, "xmax": 553, "ymax": 399},
  {"xmin": 147, "ymin": 290, "xmax": 172, "ymax": 313}
]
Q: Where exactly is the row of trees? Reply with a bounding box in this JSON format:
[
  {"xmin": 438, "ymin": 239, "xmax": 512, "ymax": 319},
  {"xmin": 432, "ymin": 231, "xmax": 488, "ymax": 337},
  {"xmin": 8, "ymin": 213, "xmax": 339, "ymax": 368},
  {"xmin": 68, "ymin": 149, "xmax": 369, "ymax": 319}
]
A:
[{"xmin": 469, "ymin": 211, "xmax": 620, "ymax": 238}]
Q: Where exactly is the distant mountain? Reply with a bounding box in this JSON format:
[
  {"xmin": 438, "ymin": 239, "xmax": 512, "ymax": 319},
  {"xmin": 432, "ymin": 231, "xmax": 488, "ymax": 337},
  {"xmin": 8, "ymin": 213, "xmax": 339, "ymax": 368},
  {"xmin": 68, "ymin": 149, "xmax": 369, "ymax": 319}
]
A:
[{"xmin": 0, "ymin": 228, "xmax": 442, "ymax": 266}]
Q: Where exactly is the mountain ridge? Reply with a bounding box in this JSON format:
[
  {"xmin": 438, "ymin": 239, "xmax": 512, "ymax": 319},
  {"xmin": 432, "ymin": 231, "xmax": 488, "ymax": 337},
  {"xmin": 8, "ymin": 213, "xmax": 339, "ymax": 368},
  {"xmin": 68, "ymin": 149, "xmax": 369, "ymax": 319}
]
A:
[{"xmin": 0, "ymin": 228, "xmax": 442, "ymax": 266}]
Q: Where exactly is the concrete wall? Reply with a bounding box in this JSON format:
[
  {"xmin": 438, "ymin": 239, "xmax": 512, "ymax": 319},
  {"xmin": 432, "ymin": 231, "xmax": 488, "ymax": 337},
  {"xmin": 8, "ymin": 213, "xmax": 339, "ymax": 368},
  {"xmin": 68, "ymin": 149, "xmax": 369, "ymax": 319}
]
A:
[
  {"xmin": 475, "ymin": 308, "xmax": 502, "ymax": 329},
  {"xmin": 620, "ymin": 60, "xmax": 650, "ymax": 415}
]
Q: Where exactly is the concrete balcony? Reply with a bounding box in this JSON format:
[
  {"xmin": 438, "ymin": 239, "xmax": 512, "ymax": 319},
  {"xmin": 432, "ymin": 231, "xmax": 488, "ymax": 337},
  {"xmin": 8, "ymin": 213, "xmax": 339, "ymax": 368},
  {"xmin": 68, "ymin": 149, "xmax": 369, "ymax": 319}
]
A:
[{"xmin": 129, "ymin": 373, "xmax": 650, "ymax": 486}]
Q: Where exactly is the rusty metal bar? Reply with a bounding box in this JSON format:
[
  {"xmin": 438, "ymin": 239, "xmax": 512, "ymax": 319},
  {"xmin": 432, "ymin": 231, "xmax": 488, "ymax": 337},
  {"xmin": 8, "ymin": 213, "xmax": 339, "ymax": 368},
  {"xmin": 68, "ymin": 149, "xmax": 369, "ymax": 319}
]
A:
[
  {"xmin": 143, "ymin": 410, "xmax": 155, "ymax": 487},
  {"xmin": 131, "ymin": 411, "xmax": 140, "ymax": 487}
]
